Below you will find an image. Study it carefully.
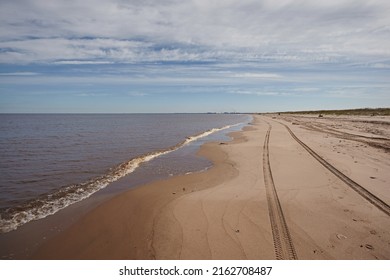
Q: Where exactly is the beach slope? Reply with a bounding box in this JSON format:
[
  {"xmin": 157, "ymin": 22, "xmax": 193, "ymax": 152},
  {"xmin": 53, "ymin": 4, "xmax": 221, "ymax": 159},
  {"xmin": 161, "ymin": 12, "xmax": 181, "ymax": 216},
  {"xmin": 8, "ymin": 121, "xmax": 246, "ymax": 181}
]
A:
[{"xmin": 33, "ymin": 115, "xmax": 390, "ymax": 259}]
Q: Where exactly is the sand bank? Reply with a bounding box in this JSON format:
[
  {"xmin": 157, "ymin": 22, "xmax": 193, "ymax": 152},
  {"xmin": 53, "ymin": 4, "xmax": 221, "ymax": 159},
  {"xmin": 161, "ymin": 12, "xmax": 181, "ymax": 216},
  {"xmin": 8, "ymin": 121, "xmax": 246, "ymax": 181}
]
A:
[{"xmin": 33, "ymin": 115, "xmax": 390, "ymax": 259}]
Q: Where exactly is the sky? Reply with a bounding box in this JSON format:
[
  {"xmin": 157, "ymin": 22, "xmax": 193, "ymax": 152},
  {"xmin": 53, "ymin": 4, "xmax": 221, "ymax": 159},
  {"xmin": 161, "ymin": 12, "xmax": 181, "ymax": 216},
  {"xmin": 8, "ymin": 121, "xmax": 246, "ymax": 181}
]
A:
[{"xmin": 0, "ymin": 0, "xmax": 389, "ymax": 113}]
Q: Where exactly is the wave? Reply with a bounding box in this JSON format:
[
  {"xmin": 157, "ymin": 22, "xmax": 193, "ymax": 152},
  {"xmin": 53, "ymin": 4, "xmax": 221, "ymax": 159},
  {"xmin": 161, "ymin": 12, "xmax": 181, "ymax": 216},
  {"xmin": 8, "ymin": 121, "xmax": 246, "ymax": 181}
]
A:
[{"xmin": 0, "ymin": 122, "xmax": 242, "ymax": 233}]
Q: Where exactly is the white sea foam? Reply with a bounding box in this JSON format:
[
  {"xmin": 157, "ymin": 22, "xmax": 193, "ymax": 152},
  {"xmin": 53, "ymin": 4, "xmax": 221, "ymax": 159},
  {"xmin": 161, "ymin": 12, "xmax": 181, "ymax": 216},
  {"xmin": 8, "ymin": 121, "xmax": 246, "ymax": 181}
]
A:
[{"xmin": 0, "ymin": 122, "xmax": 243, "ymax": 233}]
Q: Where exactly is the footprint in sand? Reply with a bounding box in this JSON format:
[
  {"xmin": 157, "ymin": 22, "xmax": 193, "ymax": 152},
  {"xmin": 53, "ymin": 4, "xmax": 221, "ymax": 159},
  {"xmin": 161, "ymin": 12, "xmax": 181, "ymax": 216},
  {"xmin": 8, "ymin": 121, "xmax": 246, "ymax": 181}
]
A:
[
  {"xmin": 336, "ymin": 233, "xmax": 347, "ymax": 240},
  {"xmin": 365, "ymin": 244, "xmax": 374, "ymax": 250}
]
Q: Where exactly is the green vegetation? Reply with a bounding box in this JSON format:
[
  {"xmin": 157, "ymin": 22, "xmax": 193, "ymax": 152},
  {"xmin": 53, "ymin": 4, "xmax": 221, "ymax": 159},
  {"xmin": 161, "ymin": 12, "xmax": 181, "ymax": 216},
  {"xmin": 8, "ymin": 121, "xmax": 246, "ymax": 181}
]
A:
[{"xmin": 277, "ymin": 108, "xmax": 390, "ymax": 116}]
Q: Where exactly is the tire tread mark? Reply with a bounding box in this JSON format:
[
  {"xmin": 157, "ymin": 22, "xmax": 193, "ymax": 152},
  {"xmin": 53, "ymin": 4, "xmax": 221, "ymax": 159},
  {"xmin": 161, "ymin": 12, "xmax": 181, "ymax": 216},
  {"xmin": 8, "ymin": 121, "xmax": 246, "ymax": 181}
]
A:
[
  {"xmin": 279, "ymin": 121, "xmax": 390, "ymax": 216},
  {"xmin": 263, "ymin": 122, "xmax": 298, "ymax": 260}
]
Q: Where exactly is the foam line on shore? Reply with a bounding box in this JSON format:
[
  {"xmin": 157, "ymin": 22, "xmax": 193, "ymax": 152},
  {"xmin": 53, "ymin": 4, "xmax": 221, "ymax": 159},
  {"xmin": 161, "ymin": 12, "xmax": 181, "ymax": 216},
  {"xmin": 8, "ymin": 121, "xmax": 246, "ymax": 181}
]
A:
[{"xmin": 0, "ymin": 122, "xmax": 244, "ymax": 233}]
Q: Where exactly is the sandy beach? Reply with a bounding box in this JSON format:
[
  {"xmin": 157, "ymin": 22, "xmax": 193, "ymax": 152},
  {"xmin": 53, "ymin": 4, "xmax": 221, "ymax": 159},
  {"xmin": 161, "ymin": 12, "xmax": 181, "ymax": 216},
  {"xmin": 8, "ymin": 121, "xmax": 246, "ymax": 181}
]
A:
[{"xmin": 32, "ymin": 114, "xmax": 390, "ymax": 260}]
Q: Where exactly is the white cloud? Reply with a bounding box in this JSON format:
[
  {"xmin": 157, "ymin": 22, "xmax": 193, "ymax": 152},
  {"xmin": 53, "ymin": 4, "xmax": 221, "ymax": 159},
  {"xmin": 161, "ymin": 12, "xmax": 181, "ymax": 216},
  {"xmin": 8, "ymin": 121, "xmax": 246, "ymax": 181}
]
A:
[
  {"xmin": 0, "ymin": 72, "xmax": 39, "ymax": 76},
  {"xmin": 128, "ymin": 92, "xmax": 149, "ymax": 97},
  {"xmin": 369, "ymin": 62, "xmax": 390, "ymax": 69},
  {"xmin": 233, "ymin": 89, "xmax": 288, "ymax": 96},
  {"xmin": 53, "ymin": 60, "xmax": 114, "ymax": 65},
  {"xmin": 0, "ymin": 0, "xmax": 389, "ymax": 65},
  {"xmin": 232, "ymin": 73, "xmax": 282, "ymax": 79},
  {"xmin": 232, "ymin": 85, "xmax": 390, "ymax": 100},
  {"xmin": 292, "ymin": 87, "xmax": 320, "ymax": 92}
]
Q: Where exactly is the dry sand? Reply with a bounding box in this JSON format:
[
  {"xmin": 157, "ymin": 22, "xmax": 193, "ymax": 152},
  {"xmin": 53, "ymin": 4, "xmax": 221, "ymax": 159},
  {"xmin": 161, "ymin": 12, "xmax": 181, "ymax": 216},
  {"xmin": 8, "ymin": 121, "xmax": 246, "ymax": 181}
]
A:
[{"xmin": 32, "ymin": 115, "xmax": 390, "ymax": 260}]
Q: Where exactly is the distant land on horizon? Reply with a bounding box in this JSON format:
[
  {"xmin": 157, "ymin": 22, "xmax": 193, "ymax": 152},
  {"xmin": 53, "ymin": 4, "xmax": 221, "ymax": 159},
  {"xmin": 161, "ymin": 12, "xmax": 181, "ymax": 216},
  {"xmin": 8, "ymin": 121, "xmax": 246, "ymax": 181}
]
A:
[{"xmin": 267, "ymin": 107, "xmax": 390, "ymax": 116}]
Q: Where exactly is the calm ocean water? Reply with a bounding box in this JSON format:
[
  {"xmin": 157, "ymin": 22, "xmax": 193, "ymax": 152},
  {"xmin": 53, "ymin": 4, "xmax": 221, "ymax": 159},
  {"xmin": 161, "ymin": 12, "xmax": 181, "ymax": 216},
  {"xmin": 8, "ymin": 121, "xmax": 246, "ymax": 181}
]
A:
[{"xmin": 0, "ymin": 113, "xmax": 251, "ymax": 233}]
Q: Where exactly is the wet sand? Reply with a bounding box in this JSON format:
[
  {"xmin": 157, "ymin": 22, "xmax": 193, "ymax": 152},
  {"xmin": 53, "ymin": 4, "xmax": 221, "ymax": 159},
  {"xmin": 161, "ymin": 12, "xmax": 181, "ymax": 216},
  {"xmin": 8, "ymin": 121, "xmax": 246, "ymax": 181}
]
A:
[{"xmin": 32, "ymin": 115, "xmax": 390, "ymax": 259}]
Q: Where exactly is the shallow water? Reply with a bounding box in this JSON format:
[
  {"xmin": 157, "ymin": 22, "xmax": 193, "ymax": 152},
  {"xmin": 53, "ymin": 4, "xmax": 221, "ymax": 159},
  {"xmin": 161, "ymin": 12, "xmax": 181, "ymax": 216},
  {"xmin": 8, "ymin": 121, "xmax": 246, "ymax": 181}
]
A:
[{"xmin": 0, "ymin": 113, "xmax": 251, "ymax": 232}]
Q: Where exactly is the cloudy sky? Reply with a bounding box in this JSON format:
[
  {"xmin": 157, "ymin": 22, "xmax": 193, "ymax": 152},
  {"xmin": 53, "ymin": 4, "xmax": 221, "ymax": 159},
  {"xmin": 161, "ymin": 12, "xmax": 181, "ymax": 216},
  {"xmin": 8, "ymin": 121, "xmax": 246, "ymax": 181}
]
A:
[{"xmin": 0, "ymin": 0, "xmax": 389, "ymax": 113}]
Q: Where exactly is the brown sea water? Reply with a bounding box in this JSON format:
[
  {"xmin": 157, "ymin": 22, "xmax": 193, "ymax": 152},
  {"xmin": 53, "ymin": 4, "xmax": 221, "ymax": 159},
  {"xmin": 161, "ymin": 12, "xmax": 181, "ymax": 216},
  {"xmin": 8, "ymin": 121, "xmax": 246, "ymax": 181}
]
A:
[{"xmin": 0, "ymin": 113, "xmax": 251, "ymax": 233}]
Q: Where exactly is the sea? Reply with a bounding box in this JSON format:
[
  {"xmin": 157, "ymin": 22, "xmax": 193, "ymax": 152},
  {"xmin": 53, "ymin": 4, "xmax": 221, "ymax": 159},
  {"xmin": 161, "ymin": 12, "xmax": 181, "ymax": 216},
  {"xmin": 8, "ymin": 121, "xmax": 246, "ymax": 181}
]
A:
[{"xmin": 0, "ymin": 113, "xmax": 251, "ymax": 234}]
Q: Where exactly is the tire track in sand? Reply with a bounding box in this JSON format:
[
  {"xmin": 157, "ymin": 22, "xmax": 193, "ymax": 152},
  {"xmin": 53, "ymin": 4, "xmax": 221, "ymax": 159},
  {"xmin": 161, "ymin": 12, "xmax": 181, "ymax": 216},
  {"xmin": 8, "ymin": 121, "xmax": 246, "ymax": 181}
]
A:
[
  {"xmin": 263, "ymin": 122, "xmax": 298, "ymax": 260},
  {"xmin": 278, "ymin": 121, "xmax": 390, "ymax": 216}
]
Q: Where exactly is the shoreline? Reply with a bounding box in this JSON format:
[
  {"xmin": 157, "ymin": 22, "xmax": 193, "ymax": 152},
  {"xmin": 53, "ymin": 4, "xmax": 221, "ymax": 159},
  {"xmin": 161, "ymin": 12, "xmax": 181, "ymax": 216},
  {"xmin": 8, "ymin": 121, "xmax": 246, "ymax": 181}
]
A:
[
  {"xmin": 0, "ymin": 120, "xmax": 248, "ymax": 259},
  {"xmin": 0, "ymin": 118, "xmax": 247, "ymax": 235},
  {"xmin": 0, "ymin": 118, "xmax": 250, "ymax": 259},
  {"xmin": 5, "ymin": 114, "xmax": 390, "ymax": 259},
  {"xmin": 32, "ymin": 127, "xmax": 249, "ymax": 259}
]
